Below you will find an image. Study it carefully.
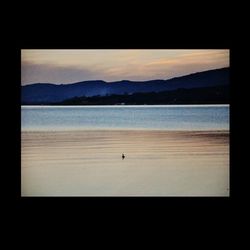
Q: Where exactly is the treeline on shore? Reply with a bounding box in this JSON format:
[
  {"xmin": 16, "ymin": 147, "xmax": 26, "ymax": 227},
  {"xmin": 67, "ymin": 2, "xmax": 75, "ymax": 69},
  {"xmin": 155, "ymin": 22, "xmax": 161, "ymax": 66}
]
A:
[{"xmin": 47, "ymin": 85, "xmax": 229, "ymax": 105}]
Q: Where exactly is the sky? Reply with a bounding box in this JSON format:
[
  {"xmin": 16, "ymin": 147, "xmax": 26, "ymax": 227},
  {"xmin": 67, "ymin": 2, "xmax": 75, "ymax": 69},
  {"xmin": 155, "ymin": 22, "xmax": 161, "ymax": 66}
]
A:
[{"xmin": 21, "ymin": 49, "xmax": 229, "ymax": 85}]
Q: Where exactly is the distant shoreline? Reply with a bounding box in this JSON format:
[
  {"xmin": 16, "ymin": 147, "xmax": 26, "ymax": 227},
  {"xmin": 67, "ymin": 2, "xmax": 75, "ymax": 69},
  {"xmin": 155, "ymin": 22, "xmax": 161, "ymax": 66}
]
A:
[
  {"xmin": 22, "ymin": 87, "xmax": 230, "ymax": 105},
  {"xmin": 21, "ymin": 103, "xmax": 230, "ymax": 107}
]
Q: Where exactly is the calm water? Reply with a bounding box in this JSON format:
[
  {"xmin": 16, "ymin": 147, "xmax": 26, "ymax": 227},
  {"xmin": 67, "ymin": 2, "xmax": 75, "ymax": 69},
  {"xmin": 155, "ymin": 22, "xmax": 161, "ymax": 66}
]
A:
[
  {"xmin": 22, "ymin": 105, "xmax": 230, "ymax": 196},
  {"xmin": 21, "ymin": 105, "xmax": 229, "ymax": 131},
  {"xmin": 22, "ymin": 130, "xmax": 229, "ymax": 196}
]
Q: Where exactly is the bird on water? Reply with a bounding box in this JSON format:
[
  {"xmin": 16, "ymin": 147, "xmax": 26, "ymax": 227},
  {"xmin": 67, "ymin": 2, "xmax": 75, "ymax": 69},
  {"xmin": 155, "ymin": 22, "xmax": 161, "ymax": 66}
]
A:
[{"xmin": 122, "ymin": 153, "xmax": 125, "ymax": 160}]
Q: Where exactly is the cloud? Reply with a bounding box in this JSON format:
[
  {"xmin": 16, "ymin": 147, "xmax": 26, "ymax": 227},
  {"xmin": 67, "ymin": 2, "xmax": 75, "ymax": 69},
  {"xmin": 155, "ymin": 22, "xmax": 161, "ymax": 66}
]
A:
[
  {"xmin": 139, "ymin": 50, "xmax": 229, "ymax": 79},
  {"xmin": 21, "ymin": 62, "xmax": 106, "ymax": 85},
  {"xmin": 21, "ymin": 50, "xmax": 229, "ymax": 85}
]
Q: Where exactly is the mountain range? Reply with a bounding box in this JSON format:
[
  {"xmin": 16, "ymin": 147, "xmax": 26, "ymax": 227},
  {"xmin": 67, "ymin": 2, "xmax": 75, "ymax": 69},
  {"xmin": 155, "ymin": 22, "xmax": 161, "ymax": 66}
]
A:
[{"xmin": 21, "ymin": 67, "xmax": 229, "ymax": 104}]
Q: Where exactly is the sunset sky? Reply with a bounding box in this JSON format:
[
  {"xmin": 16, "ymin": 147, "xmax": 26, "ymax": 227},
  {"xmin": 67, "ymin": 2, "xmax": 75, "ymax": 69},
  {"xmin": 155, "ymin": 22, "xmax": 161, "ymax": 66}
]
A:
[{"xmin": 21, "ymin": 49, "xmax": 229, "ymax": 85}]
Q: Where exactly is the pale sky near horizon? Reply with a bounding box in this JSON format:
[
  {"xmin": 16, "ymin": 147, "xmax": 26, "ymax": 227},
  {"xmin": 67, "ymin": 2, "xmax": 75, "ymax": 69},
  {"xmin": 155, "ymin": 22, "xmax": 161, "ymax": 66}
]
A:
[{"xmin": 21, "ymin": 49, "xmax": 229, "ymax": 85}]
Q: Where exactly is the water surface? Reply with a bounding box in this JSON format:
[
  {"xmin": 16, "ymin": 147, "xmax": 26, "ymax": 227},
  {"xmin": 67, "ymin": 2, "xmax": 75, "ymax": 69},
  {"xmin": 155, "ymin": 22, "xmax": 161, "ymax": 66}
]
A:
[
  {"xmin": 21, "ymin": 130, "xmax": 229, "ymax": 196},
  {"xmin": 21, "ymin": 105, "xmax": 230, "ymax": 196},
  {"xmin": 21, "ymin": 105, "xmax": 229, "ymax": 131}
]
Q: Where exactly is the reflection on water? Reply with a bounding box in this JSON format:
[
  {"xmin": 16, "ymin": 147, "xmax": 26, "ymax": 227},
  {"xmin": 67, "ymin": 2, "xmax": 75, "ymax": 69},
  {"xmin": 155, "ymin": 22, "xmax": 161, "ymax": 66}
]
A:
[{"xmin": 21, "ymin": 130, "xmax": 229, "ymax": 196}]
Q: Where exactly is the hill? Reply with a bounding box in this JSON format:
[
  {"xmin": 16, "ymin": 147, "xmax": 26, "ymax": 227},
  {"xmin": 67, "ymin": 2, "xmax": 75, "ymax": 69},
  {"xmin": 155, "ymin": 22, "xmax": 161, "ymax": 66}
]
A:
[{"xmin": 21, "ymin": 67, "xmax": 229, "ymax": 104}]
